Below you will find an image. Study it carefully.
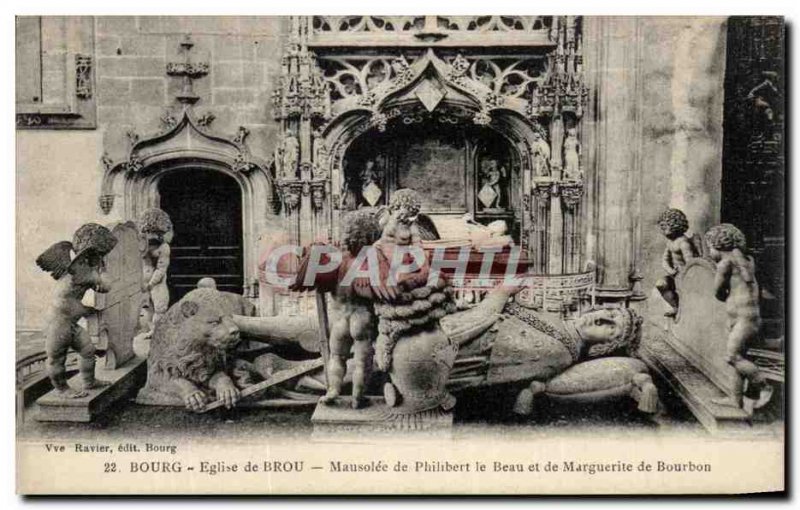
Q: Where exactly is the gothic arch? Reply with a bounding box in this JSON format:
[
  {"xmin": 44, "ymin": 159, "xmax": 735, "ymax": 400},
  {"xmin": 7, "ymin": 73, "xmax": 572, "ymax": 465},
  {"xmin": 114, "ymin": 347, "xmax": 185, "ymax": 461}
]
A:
[
  {"xmin": 313, "ymin": 65, "xmax": 542, "ymax": 249},
  {"xmin": 98, "ymin": 109, "xmax": 275, "ymax": 292},
  {"xmin": 272, "ymin": 16, "xmax": 588, "ymax": 277}
]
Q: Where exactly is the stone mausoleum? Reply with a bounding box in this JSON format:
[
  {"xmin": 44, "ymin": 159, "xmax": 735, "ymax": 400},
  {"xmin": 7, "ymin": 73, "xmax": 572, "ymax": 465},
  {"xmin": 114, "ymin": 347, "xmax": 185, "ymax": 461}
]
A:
[{"xmin": 16, "ymin": 16, "xmax": 784, "ymax": 432}]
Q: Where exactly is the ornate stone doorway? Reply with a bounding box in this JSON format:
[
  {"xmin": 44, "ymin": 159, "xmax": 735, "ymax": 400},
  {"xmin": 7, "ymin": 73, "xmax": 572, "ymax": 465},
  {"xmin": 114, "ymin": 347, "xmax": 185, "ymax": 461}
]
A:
[
  {"xmin": 99, "ymin": 109, "xmax": 273, "ymax": 305},
  {"xmin": 158, "ymin": 168, "xmax": 244, "ymax": 303}
]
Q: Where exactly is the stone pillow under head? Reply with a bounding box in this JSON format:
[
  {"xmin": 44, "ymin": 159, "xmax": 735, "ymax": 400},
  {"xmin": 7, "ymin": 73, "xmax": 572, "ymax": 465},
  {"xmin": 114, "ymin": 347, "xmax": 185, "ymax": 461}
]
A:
[{"xmin": 545, "ymin": 357, "xmax": 651, "ymax": 402}]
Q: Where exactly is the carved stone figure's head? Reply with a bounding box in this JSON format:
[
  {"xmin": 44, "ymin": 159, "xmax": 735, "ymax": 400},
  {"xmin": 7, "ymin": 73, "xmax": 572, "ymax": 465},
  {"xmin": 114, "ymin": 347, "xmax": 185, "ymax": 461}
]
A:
[
  {"xmin": 70, "ymin": 224, "xmax": 116, "ymax": 292},
  {"xmin": 705, "ymin": 223, "xmax": 747, "ymax": 260},
  {"xmin": 575, "ymin": 307, "xmax": 642, "ymax": 358},
  {"xmin": 197, "ymin": 277, "xmax": 217, "ymax": 289},
  {"xmin": 380, "ymin": 189, "xmax": 423, "ymax": 246},
  {"xmin": 152, "ymin": 288, "xmax": 241, "ymax": 384},
  {"xmin": 139, "ymin": 208, "xmax": 174, "ymax": 246},
  {"xmin": 168, "ymin": 289, "xmax": 240, "ymax": 351},
  {"xmin": 657, "ymin": 208, "xmax": 689, "ymax": 240},
  {"xmin": 176, "ymin": 290, "xmax": 241, "ymax": 351},
  {"xmin": 72, "ymin": 223, "xmax": 118, "ymax": 258},
  {"xmin": 312, "ymin": 187, "xmax": 325, "ymax": 209},
  {"xmin": 138, "ymin": 297, "xmax": 153, "ymax": 331},
  {"xmin": 341, "ymin": 208, "xmax": 382, "ymax": 255},
  {"xmin": 36, "ymin": 223, "xmax": 116, "ymax": 290},
  {"xmin": 69, "ymin": 252, "xmax": 112, "ymax": 292}
]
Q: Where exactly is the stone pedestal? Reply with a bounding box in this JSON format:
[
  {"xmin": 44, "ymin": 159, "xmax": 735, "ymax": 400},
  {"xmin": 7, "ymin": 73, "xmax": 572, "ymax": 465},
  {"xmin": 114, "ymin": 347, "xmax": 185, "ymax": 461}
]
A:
[
  {"xmin": 311, "ymin": 397, "xmax": 453, "ymax": 437},
  {"xmin": 35, "ymin": 357, "xmax": 146, "ymax": 423},
  {"xmin": 638, "ymin": 259, "xmax": 761, "ymax": 434},
  {"xmin": 639, "ymin": 329, "xmax": 751, "ymax": 435}
]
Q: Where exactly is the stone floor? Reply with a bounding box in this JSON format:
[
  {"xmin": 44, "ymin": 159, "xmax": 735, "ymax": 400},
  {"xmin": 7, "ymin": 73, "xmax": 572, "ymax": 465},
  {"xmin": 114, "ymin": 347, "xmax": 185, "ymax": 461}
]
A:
[
  {"xmin": 18, "ymin": 385, "xmax": 721, "ymax": 443},
  {"xmin": 15, "ymin": 332, "xmax": 783, "ymax": 442}
]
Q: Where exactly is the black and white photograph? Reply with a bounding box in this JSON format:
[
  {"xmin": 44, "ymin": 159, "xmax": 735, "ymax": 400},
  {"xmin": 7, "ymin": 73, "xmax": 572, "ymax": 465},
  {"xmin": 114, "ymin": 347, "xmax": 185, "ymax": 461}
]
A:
[{"xmin": 12, "ymin": 11, "xmax": 786, "ymax": 495}]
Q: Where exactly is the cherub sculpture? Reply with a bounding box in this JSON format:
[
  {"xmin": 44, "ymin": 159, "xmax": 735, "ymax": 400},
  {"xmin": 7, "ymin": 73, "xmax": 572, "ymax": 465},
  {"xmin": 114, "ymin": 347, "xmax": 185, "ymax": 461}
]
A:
[
  {"xmin": 35, "ymin": 223, "xmax": 118, "ymax": 398},
  {"xmin": 291, "ymin": 189, "xmax": 448, "ymax": 413},
  {"xmin": 292, "ymin": 208, "xmax": 383, "ymax": 408},
  {"xmin": 139, "ymin": 208, "xmax": 173, "ymax": 332},
  {"xmin": 371, "ymin": 189, "xmax": 453, "ymax": 371},
  {"xmin": 655, "ymin": 208, "xmax": 700, "ymax": 316},
  {"xmin": 704, "ymin": 224, "xmax": 766, "ymax": 409}
]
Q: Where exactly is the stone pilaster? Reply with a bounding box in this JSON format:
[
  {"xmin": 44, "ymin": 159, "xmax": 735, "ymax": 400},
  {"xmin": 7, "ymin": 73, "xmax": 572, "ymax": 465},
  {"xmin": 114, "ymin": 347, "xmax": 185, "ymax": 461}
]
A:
[{"xmin": 583, "ymin": 17, "xmax": 643, "ymax": 301}]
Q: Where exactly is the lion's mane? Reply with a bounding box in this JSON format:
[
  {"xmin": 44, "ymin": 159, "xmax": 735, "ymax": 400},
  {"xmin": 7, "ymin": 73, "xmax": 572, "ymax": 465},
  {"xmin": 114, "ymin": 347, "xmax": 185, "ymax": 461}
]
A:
[{"xmin": 149, "ymin": 289, "xmax": 229, "ymax": 385}]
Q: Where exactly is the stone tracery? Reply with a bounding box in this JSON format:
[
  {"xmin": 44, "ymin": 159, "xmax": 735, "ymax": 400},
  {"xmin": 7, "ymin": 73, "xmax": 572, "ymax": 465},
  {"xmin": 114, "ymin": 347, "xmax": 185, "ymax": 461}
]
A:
[{"xmin": 269, "ymin": 16, "xmax": 591, "ymax": 313}]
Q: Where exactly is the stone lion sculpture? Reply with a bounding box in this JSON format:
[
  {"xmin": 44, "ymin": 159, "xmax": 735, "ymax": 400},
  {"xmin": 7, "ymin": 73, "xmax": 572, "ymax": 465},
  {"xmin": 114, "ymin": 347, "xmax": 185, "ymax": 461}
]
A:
[{"xmin": 136, "ymin": 288, "xmax": 255, "ymax": 412}]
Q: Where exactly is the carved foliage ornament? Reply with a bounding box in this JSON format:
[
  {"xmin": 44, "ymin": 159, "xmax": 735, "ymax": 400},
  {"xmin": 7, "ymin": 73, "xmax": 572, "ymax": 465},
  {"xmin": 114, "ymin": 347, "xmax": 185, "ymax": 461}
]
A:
[
  {"xmin": 311, "ymin": 15, "xmax": 554, "ymax": 37},
  {"xmin": 160, "ymin": 111, "xmax": 178, "ymax": 131},
  {"xmin": 166, "ymin": 35, "xmax": 209, "ymax": 105},
  {"xmin": 232, "ymin": 152, "xmax": 257, "ymax": 173},
  {"xmin": 276, "ymin": 181, "xmax": 303, "ymax": 213},
  {"xmin": 99, "ymin": 194, "xmax": 115, "ymax": 215},
  {"xmin": 532, "ymin": 182, "xmax": 552, "ymax": 201},
  {"xmin": 75, "ymin": 55, "xmax": 93, "ymax": 100},
  {"xmin": 165, "ymin": 61, "xmax": 210, "ymax": 77},
  {"xmin": 530, "ymin": 181, "xmax": 584, "ymax": 209},
  {"xmin": 311, "ymin": 50, "xmax": 553, "ymax": 133},
  {"xmin": 311, "ymin": 183, "xmax": 326, "ymax": 210},
  {"xmin": 527, "ymin": 19, "xmax": 587, "ymax": 119},
  {"xmin": 560, "ymin": 182, "xmax": 584, "ymax": 209},
  {"xmin": 233, "ymin": 126, "xmax": 250, "ymax": 145},
  {"xmin": 197, "ymin": 112, "xmax": 216, "ymax": 127},
  {"xmin": 272, "ymin": 48, "xmax": 330, "ymax": 121}
]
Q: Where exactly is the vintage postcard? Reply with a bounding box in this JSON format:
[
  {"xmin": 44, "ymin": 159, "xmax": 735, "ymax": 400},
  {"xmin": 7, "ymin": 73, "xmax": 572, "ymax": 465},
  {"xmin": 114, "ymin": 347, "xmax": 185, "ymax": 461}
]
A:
[{"xmin": 15, "ymin": 15, "xmax": 785, "ymax": 495}]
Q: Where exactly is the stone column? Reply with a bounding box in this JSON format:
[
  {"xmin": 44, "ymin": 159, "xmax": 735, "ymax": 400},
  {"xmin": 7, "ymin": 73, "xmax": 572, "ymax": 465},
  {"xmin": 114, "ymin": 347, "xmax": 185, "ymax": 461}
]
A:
[
  {"xmin": 547, "ymin": 115, "xmax": 565, "ymax": 274},
  {"xmin": 583, "ymin": 17, "xmax": 643, "ymax": 301}
]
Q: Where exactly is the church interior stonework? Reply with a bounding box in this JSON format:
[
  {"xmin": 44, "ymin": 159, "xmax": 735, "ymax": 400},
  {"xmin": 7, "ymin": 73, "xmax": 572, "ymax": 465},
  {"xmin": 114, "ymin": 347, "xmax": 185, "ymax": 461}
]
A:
[{"xmin": 16, "ymin": 16, "xmax": 784, "ymax": 439}]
